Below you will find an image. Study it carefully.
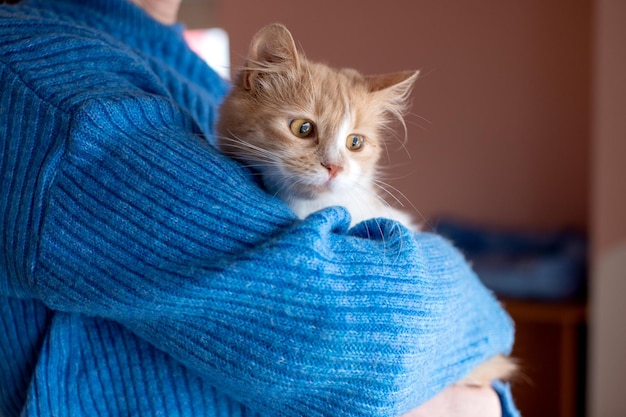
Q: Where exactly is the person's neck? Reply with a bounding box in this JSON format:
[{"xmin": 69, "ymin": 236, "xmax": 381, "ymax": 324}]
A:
[{"xmin": 129, "ymin": 0, "xmax": 181, "ymax": 25}]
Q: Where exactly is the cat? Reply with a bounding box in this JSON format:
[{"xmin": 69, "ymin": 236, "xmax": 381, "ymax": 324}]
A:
[
  {"xmin": 216, "ymin": 23, "xmax": 419, "ymax": 230},
  {"xmin": 216, "ymin": 23, "xmax": 516, "ymax": 387}
]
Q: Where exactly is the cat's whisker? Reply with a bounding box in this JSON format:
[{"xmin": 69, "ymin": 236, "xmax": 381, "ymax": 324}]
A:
[
  {"xmin": 340, "ymin": 184, "xmax": 393, "ymax": 249},
  {"xmin": 272, "ymin": 174, "xmax": 317, "ymax": 203},
  {"xmin": 376, "ymin": 166, "xmax": 416, "ymax": 181},
  {"xmin": 370, "ymin": 179, "xmax": 409, "ymax": 208},
  {"xmin": 407, "ymin": 111, "xmax": 433, "ymax": 127},
  {"xmin": 217, "ymin": 133, "xmax": 284, "ymax": 163},
  {"xmin": 370, "ymin": 179, "xmax": 429, "ymax": 228},
  {"xmin": 381, "ymin": 123, "xmax": 412, "ymax": 158},
  {"xmin": 377, "ymin": 132, "xmax": 392, "ymax": 165},
  {"xmin": 397, "ymin": 111, "xmax": 432, "ymax": 136}
]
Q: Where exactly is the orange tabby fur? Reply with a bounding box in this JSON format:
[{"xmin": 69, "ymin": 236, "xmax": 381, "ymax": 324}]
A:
[
  {"xmin": 217, "ymin": 23, "xmax": 418, "ymax": 228},
  {"xmin": 216, "ymin": 23, "xmax": 515, "ymax": 386}
]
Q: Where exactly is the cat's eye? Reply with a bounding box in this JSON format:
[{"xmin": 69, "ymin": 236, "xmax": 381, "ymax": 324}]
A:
[
  {"xmin": 346, "ymin": 134, "xmax": 365, "ymax": 151},
  {"xmin": 290, "ymin": 119, "xmax": 315, "ymax": 138}
]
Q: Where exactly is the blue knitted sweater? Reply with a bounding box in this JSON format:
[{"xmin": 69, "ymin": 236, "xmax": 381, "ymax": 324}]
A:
[{"xmin": 0, "ymin": 1, "xmax": 518, "ymax": 416}]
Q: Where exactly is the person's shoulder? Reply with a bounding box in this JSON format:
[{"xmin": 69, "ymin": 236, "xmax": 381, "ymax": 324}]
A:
[
  {"xmin": 0, "ymin": 4, "xmax": 164, "ymax": 114},
  {"xmin": 0, "ymin": 3, "xmax": 122, "ymax": 54}
]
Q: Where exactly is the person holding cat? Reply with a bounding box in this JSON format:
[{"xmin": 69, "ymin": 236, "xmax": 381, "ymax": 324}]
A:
[{"xmin": 0, "ymin": 0, "xmax": 518, "ymax": 416}]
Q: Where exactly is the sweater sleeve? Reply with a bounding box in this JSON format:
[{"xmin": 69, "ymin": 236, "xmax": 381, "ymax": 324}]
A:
[
  {"xmin": 0, "ymin": 10, "xmax": 517, "ymax": 412},
  {"xmin": 16, "ymin": 94, "xmax": 514, "ymax": 416}
]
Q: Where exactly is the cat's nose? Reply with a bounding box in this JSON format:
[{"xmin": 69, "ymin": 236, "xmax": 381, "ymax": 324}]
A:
[{"xmin": 321, "ymin": 162, "xmax": 343, "ymax": 179}]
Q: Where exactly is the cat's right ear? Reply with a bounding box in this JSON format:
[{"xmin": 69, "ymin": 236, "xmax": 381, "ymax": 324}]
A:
[
  {"xmin": 242, "ymin": 23, "xmax": 300, "ymax": 91},
  {"xmin": 365, "ymin": 70, "xmax": 420, "ymax": 100}
]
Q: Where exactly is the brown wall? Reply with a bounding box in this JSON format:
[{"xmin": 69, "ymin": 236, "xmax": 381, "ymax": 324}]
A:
[
  {"xmin": 588, "ymin": 0, "xmax": 626, "ymax": 415},
  {"xmin": 590, "ymin": 0, "xmax": 626, "ymax": 254},
  {"xmin": 217, "ymin": 0, "xmax": 591, "ymax": 231}
]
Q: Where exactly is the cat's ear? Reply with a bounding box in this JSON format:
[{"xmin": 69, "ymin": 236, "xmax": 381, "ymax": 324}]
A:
[
  {"xmin": 243, "ymin": 24, "xmax": 300, "ymax": 91},
  {"xmin": 366, "ymin": 71, "xmax": 420, "ymax": 132},
  {"xmin": 365, "ymin": 70, "xmax": 419, "ymax": 98}
]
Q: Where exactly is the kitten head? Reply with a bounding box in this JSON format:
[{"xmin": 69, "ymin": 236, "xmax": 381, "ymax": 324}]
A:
[{"xmin": 216, "ymin": 23, "xmax": 418, "ymax": 203}]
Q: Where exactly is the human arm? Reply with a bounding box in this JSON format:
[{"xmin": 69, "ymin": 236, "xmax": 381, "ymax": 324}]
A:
[
  {"xmin": 0, "ymin": 11, "xmax": 516, "ymax": 417},
  {"xmin": 3, "ymin": 93, "xmax": 516, "ymax": 417}
]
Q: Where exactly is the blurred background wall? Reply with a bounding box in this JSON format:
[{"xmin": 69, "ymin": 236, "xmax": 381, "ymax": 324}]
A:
[
  {"xmin": 215, "ymin": 0, "xmax": 591, "ymax": 232},
  {"xmin": 588, "ymin": 0, "xmax": 626, "ymax": 416},
  {"xmin": 179, "ymin": 1, "xmax": 625, "ymax": 415}
]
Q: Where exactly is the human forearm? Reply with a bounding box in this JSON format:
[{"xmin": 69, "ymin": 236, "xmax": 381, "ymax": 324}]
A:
[{"xmin": 13, "ymin": 96, "xmax": 513, "ymax": 416}]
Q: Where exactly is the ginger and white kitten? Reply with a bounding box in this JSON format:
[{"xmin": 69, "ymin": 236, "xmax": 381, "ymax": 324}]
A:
[
  {"xmin": 217, "ymin": 23, "xmax": 418, "ymax": 230},
  {"xmin": 216, "ymin": 23, "xmax": 516, "ymax": 386}
]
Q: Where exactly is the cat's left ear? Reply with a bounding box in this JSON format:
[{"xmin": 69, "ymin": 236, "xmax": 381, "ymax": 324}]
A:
[{"xmin": 365, "ymin": 70, "xmax": 419, "ymax": 100}]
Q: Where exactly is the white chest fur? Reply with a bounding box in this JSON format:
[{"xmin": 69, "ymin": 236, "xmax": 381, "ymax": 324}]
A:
[{"xmin": 287, "ymin": 189, "xmax": 418, "ymax": 231}]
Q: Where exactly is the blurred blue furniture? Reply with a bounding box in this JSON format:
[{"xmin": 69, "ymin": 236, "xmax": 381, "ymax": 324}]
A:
[{"xmin": 434, "ymin": 219, "xmax": 587, "ymax": 301}]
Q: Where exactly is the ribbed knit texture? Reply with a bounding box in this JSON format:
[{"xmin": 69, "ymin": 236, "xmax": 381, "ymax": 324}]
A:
[{"xmin": 0, "ymin": 1, "xmax": 519, "ymax": 416}]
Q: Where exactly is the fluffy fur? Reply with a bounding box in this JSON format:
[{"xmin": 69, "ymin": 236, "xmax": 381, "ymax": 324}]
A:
[
  {"xmin": 216, "ymin": 23, "xmax": 515, "ymax": 386},
  {"xmin": 216, "ymin": 23, "xmax": 418, "ymax": 229}
]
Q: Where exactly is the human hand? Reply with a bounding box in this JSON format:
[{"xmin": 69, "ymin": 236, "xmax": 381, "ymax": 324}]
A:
[{"xmin": 401, "ymin": 385, "xmax": 502, "ymax": 417}]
